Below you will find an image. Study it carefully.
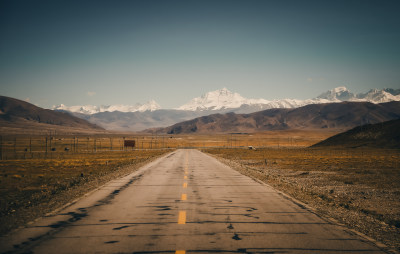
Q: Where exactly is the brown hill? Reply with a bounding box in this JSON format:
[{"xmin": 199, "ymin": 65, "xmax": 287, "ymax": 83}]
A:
[
  {"xmin": 151, "ymin": 101, "xmax": 400, "ymax": 134},
  {"xmin": 0, "ymin": 96, "xmax": 105, "ymax": 134},
  {"xmin": 311, "ymin": 118, "xmax": 400, "ymax": 149}
]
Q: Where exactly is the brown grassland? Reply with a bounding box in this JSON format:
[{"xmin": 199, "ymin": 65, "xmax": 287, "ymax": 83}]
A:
[
  {"xmin": 0, "ymin": 143, "xmax": 170, "ymax": 235},
  {"xmin": 204, "ymin": 147, "xmax": 400, "ymax": 251}
]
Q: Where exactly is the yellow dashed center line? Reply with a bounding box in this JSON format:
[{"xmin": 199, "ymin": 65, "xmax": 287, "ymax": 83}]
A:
[
  {"xmin": 178, "ymin": 211, "xmax": 186, "ymax": 224},
  {"xmin": 176, "ymin": 153, "xmax": 189, "ymax": 254}
]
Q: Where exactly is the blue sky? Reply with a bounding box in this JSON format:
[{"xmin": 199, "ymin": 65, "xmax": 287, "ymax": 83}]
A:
[{"xmin": 0, "ymin": 0, "xmax": 399, "ymax": 109}]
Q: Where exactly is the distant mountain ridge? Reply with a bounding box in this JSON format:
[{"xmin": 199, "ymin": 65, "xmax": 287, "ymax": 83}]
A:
[
  {"xmin": 316, "ymin": 87, "xmax": 400, "ymax": 103},
  {"xmin": 75, "ymin": 109, "xmax": 208, "ymax": 132},
  {"xmin": 53, "ymin": 87, "xmax": 400, "ymax": 115},
  {"xmin": 151, "ymin": 101, "xmax": 400, "ymax": 134},
  {"xmin": 51, "ymin": 87, "xmax": 400, "ymax": 131}
]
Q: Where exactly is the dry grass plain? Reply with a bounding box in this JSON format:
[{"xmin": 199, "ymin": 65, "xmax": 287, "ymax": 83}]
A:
[
  {"xmin": 204, "ymin": 147, "xmax": 400, "ymax": 251},
  {"xmin": 0, "ymin": 130, "xmax": 335, "ymax": 161},
  {"xmin": 152, "ymin": 129, "xmax": 338, "ymax": 148},
  {"xmin": 0, "ymin": 148, "xmax": 170, "ymax": 235}
]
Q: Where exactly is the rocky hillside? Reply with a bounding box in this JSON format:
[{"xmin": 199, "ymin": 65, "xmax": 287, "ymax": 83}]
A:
[
  {"xmin": 151, "ymin": 101, "xmax": 400, "ymax": 134},
  {"xmin": 312, "ymin": 118, "xmax": 400, "ymax": 148},
  {"xmin": 0, "ymin": 96, "xmax": 104, "ymax": 134}
]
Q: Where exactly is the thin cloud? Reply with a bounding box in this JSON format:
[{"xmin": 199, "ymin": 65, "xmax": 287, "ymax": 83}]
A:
[{"xmin": 87, "ymin": 91, "xmax": 96, "ymax": 97}]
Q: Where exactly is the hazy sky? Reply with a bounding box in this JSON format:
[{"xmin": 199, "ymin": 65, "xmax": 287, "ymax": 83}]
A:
[{"xmin": 1, "ymin": 0, "xmax": 399, "ymax": 109}]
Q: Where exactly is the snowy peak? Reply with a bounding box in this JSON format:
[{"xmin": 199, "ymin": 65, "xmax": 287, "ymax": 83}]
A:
[
  {"xmin": 316, "ymin": 86, "xmax": 356, "ymax": 101},
  {"xmin": 383, "ymin": 88, "xmax": 400, "ymax": 96},
  {"xmin": 178, "ymin": 88, "xmax": 269, "ymax": 111},
  {"xmin": 52, "ymin": 100, "xmax": 161, "ymax": 114},
  {"xmin": 136, "ymin": 100, "xmax": 161, "ymax": 112},
  {"xmin": 357, "ymin": 89, "xmax": 399, "ymax": 103}
]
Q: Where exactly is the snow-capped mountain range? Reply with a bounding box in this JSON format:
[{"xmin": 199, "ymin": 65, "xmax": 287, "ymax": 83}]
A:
[
  {"xmin": 177, "ymin": 86, "xmax": 400, "ymax": 112},
  {"xmin": 53, "ymin": 87, "xmax": 400, "ymax": 115},
  {"xmin": 53, "ymin": 100, "xmax": 161, "ymax": 114},
  {"xmin": 316, "ymin": 86, "xmax": 400, "ymax": 103},
  {"xmin": 52, "ymin": 86, "xmax": 400, "ymax": 131}
]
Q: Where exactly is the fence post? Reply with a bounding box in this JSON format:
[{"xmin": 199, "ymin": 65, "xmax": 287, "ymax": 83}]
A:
[
  {"xmin": 14, "ymin": 137, "xmax": 17, "ymax": 158},
  {"xmin": 0, "ymin": 136, "xmax": 2, "ymax": 160},
  {"xmin": 45, "ymin": 136, "xmax": 48, "ymax": 158},
  {"xmin": 30, "ymin": 137, "xmax": 32, "ymax": 158}
]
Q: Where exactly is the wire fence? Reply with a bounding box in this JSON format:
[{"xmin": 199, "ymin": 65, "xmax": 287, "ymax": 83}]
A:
[
  {"xmin": 0, "ymin": 135, "xmax": 173, "ymax": 160},
  {"xmin": 0, "ymin": 133, "xmax": 366, "ymax": 160}
]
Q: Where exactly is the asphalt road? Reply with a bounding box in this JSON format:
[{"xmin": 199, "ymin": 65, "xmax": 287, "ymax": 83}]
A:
[{"xmin": 0, "ymin": 149, "xmax": 387, "ymax": 253}]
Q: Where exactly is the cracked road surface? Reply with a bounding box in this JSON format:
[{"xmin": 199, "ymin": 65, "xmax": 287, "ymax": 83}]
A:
[{"xmin": 0, "ymin": 149, "xmax": 387, "ymax": 253}]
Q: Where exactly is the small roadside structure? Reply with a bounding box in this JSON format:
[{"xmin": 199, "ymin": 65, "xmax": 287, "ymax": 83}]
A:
[{"xmin": 124, "ymin": 140, "xmax": 136, "ymax": 149}]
